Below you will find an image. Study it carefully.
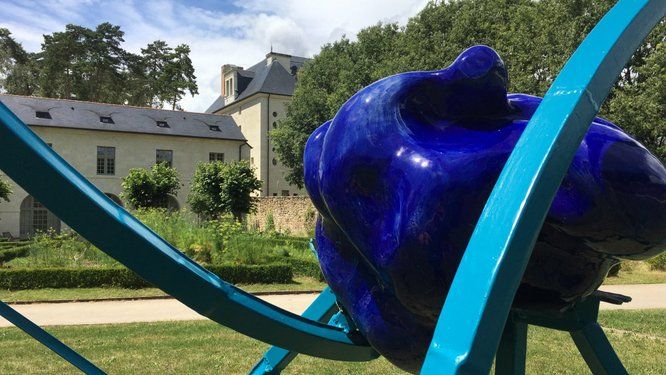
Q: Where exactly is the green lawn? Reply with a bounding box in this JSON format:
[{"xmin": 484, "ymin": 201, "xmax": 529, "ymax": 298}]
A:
[
  {"xmin": 0, "ymin": 310, "xmax": 663, "ymax": 374},
  {"xmin": 0, "ymin": 276, "xmax": 327, "ymax": 303},
  {"xmin": 604, "ymin": 268, "xmax": 666, "ymax": 285}
]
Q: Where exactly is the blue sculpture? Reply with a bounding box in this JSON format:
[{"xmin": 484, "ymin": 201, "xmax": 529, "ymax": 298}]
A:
[
  {"xmin": 304, "ymin": 45, "xmax": 666, "ymax": 372},
  {"xmin": 0, "ymin": 1, "xmax": 664, "ymax": 374}
]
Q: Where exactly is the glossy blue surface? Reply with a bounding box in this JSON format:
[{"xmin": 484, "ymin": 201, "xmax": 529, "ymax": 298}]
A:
[{"xmin": 304, "ymin": 44, "xmax": 666, "ymax": 372}]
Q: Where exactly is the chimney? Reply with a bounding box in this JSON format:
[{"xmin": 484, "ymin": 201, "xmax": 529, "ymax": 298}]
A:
[{"xmin": 265, "ymin": 51, "xmax": 291, "ymax": 71}]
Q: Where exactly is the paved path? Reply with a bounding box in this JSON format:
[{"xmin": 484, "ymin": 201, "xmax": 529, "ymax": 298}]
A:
[{"xmin": 0, "ymin": 284, "xmax": 663, "ymax": 328}]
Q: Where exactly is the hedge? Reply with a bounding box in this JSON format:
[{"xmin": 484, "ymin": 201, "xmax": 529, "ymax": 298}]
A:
[
  {"xmin": 278, "ymin": 258, "xmax": 324, "ymax": 280},
  {"xmin": 0, "ymin": 246, "xmax": 30, "ymax": 264},
  {"xmin": 0, "ymin": 263, "xmax": 293, "ymax": 290}
]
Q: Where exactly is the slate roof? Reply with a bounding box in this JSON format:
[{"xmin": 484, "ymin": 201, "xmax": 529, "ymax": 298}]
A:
[
  {"xmin": 205, "ymin": 53, "xmax": 310, "ymax": 114},
  {"xmin": 0, "ymin": 94, "xmax": 246, "ymax": 141}
]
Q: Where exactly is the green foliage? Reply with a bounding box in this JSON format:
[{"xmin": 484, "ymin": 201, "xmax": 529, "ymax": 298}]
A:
[
  {"xmin": 0, "ymin": 264, "xmax": 292, "ymax": 290},
  {"xmin": 0, "ymin": 177, "xmax": 11, "ymax": 202},
  {"xmin": 6, "ymin": 231, "xmax": 117, "ymax": 269},
  {"xmin": 274, "ymin": 0, "xmax": 663, "ymax": 186},
  {"xmin": 188, "ymin": 161, "xmax": 262, "ymax": 221},
  {"xmin": 608, "ymin": 37, "xmax": 665, "ymax": 161},
  {"xmin": 133, "ymin": 208, "xmax": 228, "ymax": 263},
  {"xmin": 646, "ymin": 253, "xmax": 666, "ymax": 271},
  {"xmin": 265, "ymin": 212, "xmax": 276, "ymax": 233},
  {"xmin": 0, "ymin": 23, "xmax": 198, "ymax": 109},
  {"xmin": 0, "ymin": 246, "xmax": 30, "ymax": 264},
  {"xmin": 121, "ymin": 163, "xmax": 181, "ymax": 209}
]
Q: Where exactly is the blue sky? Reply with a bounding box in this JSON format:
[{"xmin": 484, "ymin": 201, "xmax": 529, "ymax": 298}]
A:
[{"xmin": 0, "ymin": 0, "xmax": 427, "ymax": 112}]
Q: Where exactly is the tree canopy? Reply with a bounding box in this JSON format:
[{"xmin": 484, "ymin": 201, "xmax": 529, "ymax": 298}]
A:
[
  {"xmin": 121, "ymin": 163, "xmax": 181, "ymax": 209},
  {"xmin": 0, "ymin": 23, "xmax": 198, "ymax": 109},
  {"xmin": 272, "ymin": 0, "xmax": 665, "ymax": 187},
  {"xmin": 188, "ymin": 161, "xmax": 263, "ymax": 221}
]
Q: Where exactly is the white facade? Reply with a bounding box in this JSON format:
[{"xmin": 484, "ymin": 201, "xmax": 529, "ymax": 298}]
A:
[{"xmin": 0, "ymin": 95, "xmax": 248, "ymax": 238}]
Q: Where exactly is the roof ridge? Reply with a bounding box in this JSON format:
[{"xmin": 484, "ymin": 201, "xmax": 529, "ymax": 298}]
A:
[{"xmin": 0, "ymin": 93, "xmax": 226, "ymax": 117}]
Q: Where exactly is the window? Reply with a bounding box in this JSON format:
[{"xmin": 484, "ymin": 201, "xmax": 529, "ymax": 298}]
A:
[
  {"xmin": 156, "ymin": 120, "xmax": 169, "ymax": 128},
  {"xmin": 281, "ymin": 190, "xmax": 289, "ymax": 196},
  {"xmin": 20, "ymin": 196, "xmax": 61, "ymax": 238},
  {"xmin": 272, "ymin": 121, "xmax": 277, "ymax": 129},
  {"xmin": 225, "ymin": 77, "xmax": 234, "ymax": 97},
  {"xmin": 209, "ymin": 152, "xmax": 225, "ymax": 162},
  {"xmin": 36, "ymin": 111, "xmax": 51, "ymax": 119},
  {"xmin": 272, "ymin": 111, "xmax": 278, "ymax": 117},
  {"xmin": 209, "ymin": 125, "xmax": 221, "ymax": 132},
  {"xmin": 100, "ymin": 116, "xmax": 114, "ymax": 124},
  {"xmin": 272, "ymin": 193, "xmax": 277, "ymax": 196},
  {"xmin": 272, "ymin": 158, "xmax": 277, "ymax": 166},
  {"xmin": 156, "ymin": 149, "xmax": 173, "ymax": 167},
  {"xmin": 97, "ymin": 146, "xmax": 115, "ymax": 175}
]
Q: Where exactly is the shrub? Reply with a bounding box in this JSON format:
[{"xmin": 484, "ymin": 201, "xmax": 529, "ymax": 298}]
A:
[
  {"xmin": 647, "ymin": 253, "xmax": 666, "ymax": 271},
  {"xmin": 7, "ymin": 231, "xmax": 117, "ymax": 268},
  {"xmin": 188, "ymin": 161, "xmax": 262, "ymax": 221},
  {"xmin": 121, "ymin": 163, "xmax": 181, "ymax": 209},
  {"xmin": 0, "ymin": 245, "xmax": 30, "ymax": 264},
  {"xmin": 0, "ymin": 177, "xmax": 11, "ymax": 202},
  {"xmin": 265, "ymin": 212, "xmax": 276, "ymax": 233},
  {"xmin": 0, "ymin": 264, "xmax": 293, "ymax": 290},
  {"xmin": 277, "ymin": 257, "xmax": 324, "ymax": 280},
  {"xmin": 133, "ymin": 208, "xmax": 223, "ymax": 263}
]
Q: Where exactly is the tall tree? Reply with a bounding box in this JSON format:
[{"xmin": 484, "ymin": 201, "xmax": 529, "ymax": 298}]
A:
[
  {"xmin": 161, "ymin": 44, "xmax": 198, "ymax": 110},
  {"xmin": 272, "ymin": 0, "xmax": 663, "ymax": 187},
  {"xmin": 0, "ymin": 23, "xmax": 198, "ymax": 110},
  {"xmin": 0, "ymin": 28, "xmax": 38, "ymax": 95},
  {"xmin": 188, "ymin": 161, "xmax": 262, "ymax": 221}
]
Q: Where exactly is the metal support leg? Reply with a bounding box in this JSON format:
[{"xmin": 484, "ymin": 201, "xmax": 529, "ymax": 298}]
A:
[
  {"xmin": 495, "ymin": 316, "xmax": 527, "ymax": 375},
  {"xmin": 570, "ymin": 322, "xmax": 627, "ymax": 375},
  {"xmin": 248, "ymin": 288, "xmax": 340, "ymax": 374},
  {"xmin": 0, "ymin": 300, "xmax": 105, "ymax": 374}
]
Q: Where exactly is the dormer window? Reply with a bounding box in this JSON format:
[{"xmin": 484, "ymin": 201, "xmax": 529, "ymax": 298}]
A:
[
  {"xmin": 224, "ymin": 77, "xmax": 234, "ymax": 97},
  {"xmin": 156, "ymin": 120, "xmax": 169, "ymax": 128},
  {"xmin": 209, "ymin": 125, "xmax": 221, "ymax": 132},
  {"xmin": 36, "ymin": 111, "xmax": 52, "ymax": 119},
  {"xmin": 100, "ymin": 116, "xmax": 114, "ymax": 124}
]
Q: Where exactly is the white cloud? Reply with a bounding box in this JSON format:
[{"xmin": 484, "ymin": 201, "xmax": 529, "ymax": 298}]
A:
[{"xmin": 0, "ymin": 0, "xmax": 427, "ymax": 112}]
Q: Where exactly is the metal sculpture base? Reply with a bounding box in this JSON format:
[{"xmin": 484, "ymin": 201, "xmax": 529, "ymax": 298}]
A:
[
  {"xmin": 251, "ymin": 290, "xmax": 630, "ymax": 375},
  {"xmin": 497, "ymin": 290, "xmax": 629, "ymax": 375}
]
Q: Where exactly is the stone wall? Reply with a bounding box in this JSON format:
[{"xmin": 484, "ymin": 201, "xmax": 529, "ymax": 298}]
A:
[{"xmin": 247, "ymin": 196, "xmax": 317, "ymax": 236}]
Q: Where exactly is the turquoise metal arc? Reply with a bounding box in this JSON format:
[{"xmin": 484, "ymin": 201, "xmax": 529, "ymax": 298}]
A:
[
  {"xmin": 249, "ymin": 288, "xmax": 342, "ymax": 374},
  {"xmin": 421, "ymin": 1, "xmax": 665, "ymax": 373},
  {"xmin": 0, "ymin": 301, "xmax": 105, "ymax": 374},
  {"xmin": 0, "ymin": 106, "xmax": 375, "ymax": 361}
]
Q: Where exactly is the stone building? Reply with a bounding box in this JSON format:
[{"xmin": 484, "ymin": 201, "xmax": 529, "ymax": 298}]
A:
[
  {"xmin": 205, "ymin": 51, "xmax": 309, "ymax": 197},
  {"xmin": 0, "ymin": 94, "xmax": 248, "ymax": 238}
]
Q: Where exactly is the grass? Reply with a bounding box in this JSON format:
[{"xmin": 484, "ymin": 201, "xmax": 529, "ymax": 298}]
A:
[
  {"xmin": 0, "ymin": 276, "xmax": 327, "ymax": 303},
  {"xmin": 0, "ymin": 310, "xmax": 662, "ymax": 374},
  {"xmin": 604, "ymin": 261, "xmax": 666, "ymax": 285}
]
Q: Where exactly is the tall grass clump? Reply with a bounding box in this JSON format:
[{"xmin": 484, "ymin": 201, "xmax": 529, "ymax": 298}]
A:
[{"xmin": 7, "ymin": 230, "xmax": 117, "ymax": 268}]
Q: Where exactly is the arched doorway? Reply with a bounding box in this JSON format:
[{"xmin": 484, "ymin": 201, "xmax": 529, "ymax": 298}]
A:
[
  {"xmin": 104, "ymin": 193, "xmax": 123, "ymax": 207},
  {"xmin": 20, "ymin": 196, "xmax": 61, "ymax": 238}
]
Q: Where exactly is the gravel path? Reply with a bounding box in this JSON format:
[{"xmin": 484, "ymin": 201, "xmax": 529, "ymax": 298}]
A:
[{"xmin": 0, "ymin": 284, "xmax": 663, "ymax": 328}]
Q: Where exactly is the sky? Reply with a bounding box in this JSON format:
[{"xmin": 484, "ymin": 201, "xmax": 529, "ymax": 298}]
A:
[{"xmin": 0, "ymin": 0, "xmax": 428, "ymax": 112}]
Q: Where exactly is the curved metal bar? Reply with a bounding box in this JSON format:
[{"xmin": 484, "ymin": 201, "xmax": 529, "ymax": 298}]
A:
[
  {"xmin": 421, "ymin": 0, "xmax": 665, "ymax": 373},
  {"xmin": 0, "ymin": 300, "xmax": 105, "ymax": 374},
  {"xmin": 0, "ymin": 104, "xmax": 375, "ymax": 361}
]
